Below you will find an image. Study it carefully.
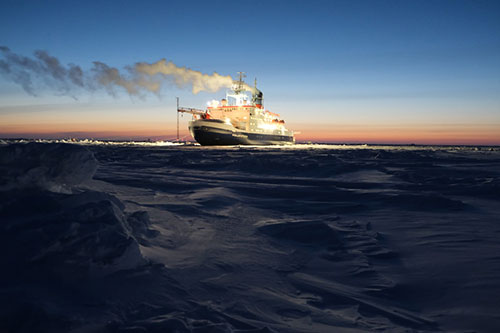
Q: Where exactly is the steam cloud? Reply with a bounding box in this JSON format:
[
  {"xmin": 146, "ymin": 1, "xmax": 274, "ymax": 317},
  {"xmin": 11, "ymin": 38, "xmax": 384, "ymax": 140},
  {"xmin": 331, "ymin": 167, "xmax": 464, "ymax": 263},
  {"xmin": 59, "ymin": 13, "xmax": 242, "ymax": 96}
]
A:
[{"xmin": 0, "ymin": 46, "xmax": 241, "ymax": 97}]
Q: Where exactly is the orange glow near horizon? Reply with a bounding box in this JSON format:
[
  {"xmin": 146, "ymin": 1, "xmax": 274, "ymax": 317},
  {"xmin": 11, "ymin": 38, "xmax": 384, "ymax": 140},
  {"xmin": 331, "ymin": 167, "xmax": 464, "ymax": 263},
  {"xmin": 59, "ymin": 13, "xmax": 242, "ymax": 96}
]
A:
[
  {"xmin": 1, "ymin": 121, "xmax": 499, "ymax": 145},
  {"xmin": 290, "ymin": 123, "xmax": 500, "ymax": 145},
  {"xmin": 1, "ymin": 107, "xmax": 499, "ymax": 145}
]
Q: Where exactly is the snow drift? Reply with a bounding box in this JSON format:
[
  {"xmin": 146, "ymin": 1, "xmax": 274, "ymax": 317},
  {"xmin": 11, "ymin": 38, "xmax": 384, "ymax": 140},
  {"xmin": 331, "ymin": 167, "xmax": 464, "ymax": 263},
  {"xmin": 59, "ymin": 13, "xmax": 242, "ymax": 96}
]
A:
[
  {"xmin": 0, "ymin": 142, "xmax": 97, "ymax": 192},
  {"xmin": 1, "ymin": 142, "xmax": 499, "ymax": 332},
  {"xmin": 0, "ymin": 143, "xmax": 163, "ymax": 332}
]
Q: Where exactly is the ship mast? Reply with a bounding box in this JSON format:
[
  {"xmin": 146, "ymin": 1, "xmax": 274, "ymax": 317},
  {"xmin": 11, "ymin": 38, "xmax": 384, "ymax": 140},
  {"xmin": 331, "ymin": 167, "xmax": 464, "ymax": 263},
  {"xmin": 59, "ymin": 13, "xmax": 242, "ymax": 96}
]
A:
[
  {"xmin": 233, "ymin": 72, "xmax": 246, "ymax": 94},
  {"xmin": 226, "ymin": 72, "xmax": 250, "ymax": 106},
  {"xmin": 176, "ymin": 97, "xmax": 179, "ymax": 141}
]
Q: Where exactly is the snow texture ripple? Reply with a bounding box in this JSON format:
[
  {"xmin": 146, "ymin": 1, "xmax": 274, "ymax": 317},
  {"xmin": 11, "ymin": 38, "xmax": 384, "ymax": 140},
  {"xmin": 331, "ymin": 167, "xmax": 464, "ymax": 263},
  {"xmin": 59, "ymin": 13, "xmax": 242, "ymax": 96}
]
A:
[{"xmin": 1, "ymin": 141, "xmax": 499, "ymax": 332}]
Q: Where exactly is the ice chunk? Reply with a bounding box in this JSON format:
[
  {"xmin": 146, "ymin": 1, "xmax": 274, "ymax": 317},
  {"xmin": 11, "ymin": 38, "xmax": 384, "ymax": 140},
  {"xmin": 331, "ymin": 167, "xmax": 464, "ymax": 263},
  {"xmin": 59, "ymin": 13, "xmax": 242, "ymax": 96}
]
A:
[
  {"xmin": 0, "ymin": 189, "xmax": 148, "ymax": 278},
  {"xmin": 0, "ymin": 142, "xmax": 97, "ymax": 192}
]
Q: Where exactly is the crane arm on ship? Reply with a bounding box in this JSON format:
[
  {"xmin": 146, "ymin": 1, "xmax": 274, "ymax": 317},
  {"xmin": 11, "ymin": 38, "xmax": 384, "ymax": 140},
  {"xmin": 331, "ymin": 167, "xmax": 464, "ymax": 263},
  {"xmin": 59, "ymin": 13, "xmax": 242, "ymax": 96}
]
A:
[
  {"xmin": 177, "ymin": 107, "xmax": 206, "ymax": 115},
  {"xmin": 176, "ymin": 107, "xmax": 209, "ymax": 142},
  {"xmin": 176, "ymin": 97, "xmax": 210, "ymax": 141}
]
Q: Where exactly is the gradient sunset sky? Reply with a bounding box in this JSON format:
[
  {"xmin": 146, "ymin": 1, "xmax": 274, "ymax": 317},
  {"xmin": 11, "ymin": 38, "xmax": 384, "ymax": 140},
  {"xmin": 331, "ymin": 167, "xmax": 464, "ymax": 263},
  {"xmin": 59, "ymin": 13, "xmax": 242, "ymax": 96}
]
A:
[{"xmin": 1, "ymin": 0, "xmax": 499, "ymax": 144}]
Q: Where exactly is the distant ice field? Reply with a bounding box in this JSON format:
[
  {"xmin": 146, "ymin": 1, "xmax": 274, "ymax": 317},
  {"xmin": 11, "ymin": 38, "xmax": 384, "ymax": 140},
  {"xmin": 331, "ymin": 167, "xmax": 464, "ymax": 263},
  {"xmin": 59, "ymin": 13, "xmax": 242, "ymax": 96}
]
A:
[
  {"xmin": 1, "ymin": 140, "xmax": 499, "ymax": 332},
  {"xmin": 2, "ymin": 138, "xmax": 499, "ymax": 151}
]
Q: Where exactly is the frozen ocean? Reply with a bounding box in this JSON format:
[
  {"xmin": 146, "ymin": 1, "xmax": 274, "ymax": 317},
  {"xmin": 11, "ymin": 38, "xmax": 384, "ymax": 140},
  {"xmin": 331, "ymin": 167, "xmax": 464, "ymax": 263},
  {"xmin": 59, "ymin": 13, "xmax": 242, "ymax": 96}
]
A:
[{"xmin": 0, "ymin": 140, "xmax": 499, "ymax": 332}]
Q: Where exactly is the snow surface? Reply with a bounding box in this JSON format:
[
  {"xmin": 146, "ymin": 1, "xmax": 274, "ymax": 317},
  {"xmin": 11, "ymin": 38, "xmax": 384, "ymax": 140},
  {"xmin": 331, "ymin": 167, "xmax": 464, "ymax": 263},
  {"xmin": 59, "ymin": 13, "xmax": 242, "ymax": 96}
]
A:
[
  {"xmin": 1, "ymin": 141, "xmax": 500, "ymax": 332},
  {"xmin": 0, "ymin": 142, "xmax": 97, "ymax": 192}
]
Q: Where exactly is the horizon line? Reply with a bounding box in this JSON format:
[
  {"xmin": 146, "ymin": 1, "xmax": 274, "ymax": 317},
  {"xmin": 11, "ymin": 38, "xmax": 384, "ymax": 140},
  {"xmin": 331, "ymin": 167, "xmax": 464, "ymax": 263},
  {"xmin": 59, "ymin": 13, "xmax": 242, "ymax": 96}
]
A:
[{"xmin": 1, "ymin": 136, "xmax": 499, "ymax": 148}]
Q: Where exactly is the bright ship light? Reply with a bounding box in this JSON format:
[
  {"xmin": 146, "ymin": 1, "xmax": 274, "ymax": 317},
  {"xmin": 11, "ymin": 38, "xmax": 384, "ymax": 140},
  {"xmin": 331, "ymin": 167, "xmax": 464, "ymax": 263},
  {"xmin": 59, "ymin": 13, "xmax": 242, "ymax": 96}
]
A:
[
  {"xmin": 207, "ymin": 99, "xmax": 220, "ymax": 107},
  {"xmin": 258, "ymin": 123, "xmax": 278, "ymax": 131}
]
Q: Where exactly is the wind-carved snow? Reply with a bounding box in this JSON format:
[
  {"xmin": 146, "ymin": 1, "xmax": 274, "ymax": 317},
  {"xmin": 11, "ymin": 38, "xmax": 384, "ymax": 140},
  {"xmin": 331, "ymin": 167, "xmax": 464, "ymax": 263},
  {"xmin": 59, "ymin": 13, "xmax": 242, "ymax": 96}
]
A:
[
  {"xmin": 1, "ymin": 142, "xmax": 499, "ymax": 332},
  {"xmin": 0, "ymin": 142, "xmax": 97, "ymax": 192}
]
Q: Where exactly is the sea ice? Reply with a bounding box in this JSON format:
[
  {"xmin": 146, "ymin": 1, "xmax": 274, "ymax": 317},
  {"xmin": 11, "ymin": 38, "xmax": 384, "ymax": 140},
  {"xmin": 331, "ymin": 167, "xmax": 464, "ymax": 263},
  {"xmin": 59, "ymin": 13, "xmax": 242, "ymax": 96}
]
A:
[
  {"xmin": 1, "ymin": 141, "xmax": 499, "ymax": 332},
  {"xmin": 0, "ymin": 142, "xmax": 97, "ymax": 192}
]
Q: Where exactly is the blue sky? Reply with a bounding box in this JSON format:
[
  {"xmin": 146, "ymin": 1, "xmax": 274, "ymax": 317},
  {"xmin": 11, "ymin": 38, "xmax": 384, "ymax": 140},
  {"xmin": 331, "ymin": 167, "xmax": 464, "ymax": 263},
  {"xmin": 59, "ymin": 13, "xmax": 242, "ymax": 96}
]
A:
[{"xmin": 1, "ymin": 0, "xmax": 499, "ymax": 143}]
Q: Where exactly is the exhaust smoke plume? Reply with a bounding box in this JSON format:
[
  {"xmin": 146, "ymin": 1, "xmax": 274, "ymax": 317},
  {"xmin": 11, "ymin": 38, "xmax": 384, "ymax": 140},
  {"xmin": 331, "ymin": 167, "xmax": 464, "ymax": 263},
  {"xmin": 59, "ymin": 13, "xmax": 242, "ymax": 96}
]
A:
[{"xmin": 0, "ymin": 46, "xmax": 240, "ymax": 97}]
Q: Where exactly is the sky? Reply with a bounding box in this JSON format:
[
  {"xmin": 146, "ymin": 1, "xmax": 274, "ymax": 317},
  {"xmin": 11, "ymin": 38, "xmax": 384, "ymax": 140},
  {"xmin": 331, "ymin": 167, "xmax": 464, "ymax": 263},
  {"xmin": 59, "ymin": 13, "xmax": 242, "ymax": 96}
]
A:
[{"xmin": 1, "ymin": 0, "xmax": 499, "ymax": 144}]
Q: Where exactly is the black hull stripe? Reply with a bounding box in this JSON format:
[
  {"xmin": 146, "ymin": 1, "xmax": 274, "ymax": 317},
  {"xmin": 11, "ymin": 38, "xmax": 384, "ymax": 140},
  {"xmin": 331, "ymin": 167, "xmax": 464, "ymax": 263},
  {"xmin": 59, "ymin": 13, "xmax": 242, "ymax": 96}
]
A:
[{"xmin": 192, "ymin": 127, "xmax": 294, "ymax": 146}]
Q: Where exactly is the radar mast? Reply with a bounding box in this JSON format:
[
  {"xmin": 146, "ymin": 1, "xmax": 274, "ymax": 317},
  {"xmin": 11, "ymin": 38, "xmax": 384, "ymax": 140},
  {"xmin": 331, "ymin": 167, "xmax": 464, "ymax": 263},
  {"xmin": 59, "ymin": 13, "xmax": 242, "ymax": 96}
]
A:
[{"xmin": 233, "ymin": 72, "xmax": 246, "ymax": 94}]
